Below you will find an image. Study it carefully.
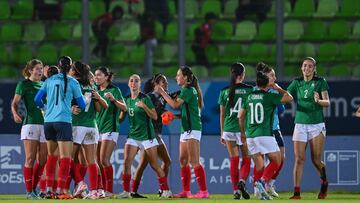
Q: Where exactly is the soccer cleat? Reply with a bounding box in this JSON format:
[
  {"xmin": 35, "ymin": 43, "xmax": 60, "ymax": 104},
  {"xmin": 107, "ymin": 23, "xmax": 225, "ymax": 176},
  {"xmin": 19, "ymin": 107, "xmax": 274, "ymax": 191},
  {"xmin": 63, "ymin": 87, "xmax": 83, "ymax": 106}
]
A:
[
  {"xmin": 97, "ymin": 189, "xmax": 106, "ymax": 199},
  {"xmin": 255, "ymin": 180, "xmax": 271, "ymax": 200},
  {"xmin": 266, "ymin": 183, "xmax": 279, "ymax": 197},
  {"xmin": 26, "ymin": 191, "xmax": 40, "ymax": 200},
  {"xmin": 104, "ymin": 191, "xmax": 114, "ymax": 198},
  {"xmin": 318, "ymin": 180, "xmax": 328, "ymax": 199},
  {"xmin": 290, "ymin": 195, "xmax": 301, "ymax": 200},
  {"xmin": 38, "ymin": 192, "xmax": 46, "ymax": 199},
  {"xmin": 45, "ymin": 191, "xmax": 57, "ymax": 199},
  {"xmin": 160, "ymin": 190, "xmax": 173, "ymax": 198},
  {"xmin": 238, "ymin": 181, "xmax": 250, "ymax": 199},
  {"xmin": 158, "ymin": 189, "xmax": 163, "ymax": 197},
  {"xmin": 116, "ymin": 191, "xmax": 131, "ymax": 198},
  {"xmin": 57, "ymin": 193, "xmax": 73, "ymax": 199},
  {"xmin": 131, "ymin": 192, "xmax": 147, "ymax": 198},
  {"xmin": 191, "ymin": 190, "xmax": 209, "ymax": 199},
  {"xmin": 174, "ymin": 191, "xmax": 192, "ymax": 198},
  {"xmin": 233, "ymin": 190, "xmax": 241, "ymax": 199},
  {"xmin": 83, "ymin": 190, "xmax": 99, "ymax": 199},
  {"xmin": 73, "ymin": 181, "xmax": 88, "ymax": 198}
]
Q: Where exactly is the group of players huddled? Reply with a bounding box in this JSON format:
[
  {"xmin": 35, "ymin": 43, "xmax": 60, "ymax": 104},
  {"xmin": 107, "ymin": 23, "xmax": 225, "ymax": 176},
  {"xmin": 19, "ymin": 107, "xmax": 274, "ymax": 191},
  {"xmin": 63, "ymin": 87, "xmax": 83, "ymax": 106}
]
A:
[{"xmin": 12, "ymin": 56, "xmax": 332, "ymax": 200}]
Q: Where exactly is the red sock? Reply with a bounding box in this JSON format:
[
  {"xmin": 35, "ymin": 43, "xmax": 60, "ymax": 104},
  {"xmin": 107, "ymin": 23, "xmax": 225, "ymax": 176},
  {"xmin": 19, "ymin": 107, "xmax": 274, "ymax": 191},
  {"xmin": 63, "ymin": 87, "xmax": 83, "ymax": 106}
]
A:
[
  {"xmin": 230, "ymin": 156, "xmax": 240, "ymax": 191},
  {"xmin": 104, "ymin": 166, "xmax": 113, "ymax": 193},
  {"xmin": 253, "ymin": 167, "xmax": 264, "ymax": 186},
  {"xmin": 87, "ymin": 164, "xmax": 98, "ymax": 191},
  {"xmin": 65, "ymin": 160, "xmax": 75, "ymax": 190},
  {"xmin": 194, "ymin": 165, "xmax": 207, "ymax": 191},
  {"xmin": 39, "ymin": 178, "xmax": 46, "ymax": 192},
  {"xmin": 23, "ymin": 166, "xmax": 33, "ymax": 192},
  {"xmin": 122, "ymin": 173, "xmax": 131, "ymax": 192},
  {"xmin": 57, "ymin": 157, "xmax": 71, "ymax": 191},
  {"xmin": 271, "ymin": 161, "xmax": 283, "ymax": 179},
  {"xmin": 294, "ymin": 186, "xmax": 301, "ymax": 196},
  {"xmin": 32, "ymin": 163, "xmax": 45, "ymax": 190},
  {"xmin": 131, "ymin": 179, "xmax": 140, "ymax": 193},
  {"xmin": 46, "ymin": 155, "xmax": 58, "ymax": 189},
  {"xmin": 240, "ymin": 157, "xmax": 251, "ymax": 181},
  {"xmin": 99, "ymin": 166, "xmax": 106, "ymax": 189},
  {"xmin": 74, "ymin": 162, "xmax": 84, "ymax": 184},
  {"xmin": 180, "ymin": 165, "xmax": 191, "ymax": 192},
  {"xmin": 158, "ymin": 176, "xmax": 169, "ymax": 191},
  {"xmin": 52, "ymin": 180, "xmax": 57, "ymax": 192},
  {"xmin": 80, "ymin": 164, "xmax": 87, "ymax": 179},
  {"xmin": 262, "ymin": 162, "xmax": 279, "ymax": 183}
]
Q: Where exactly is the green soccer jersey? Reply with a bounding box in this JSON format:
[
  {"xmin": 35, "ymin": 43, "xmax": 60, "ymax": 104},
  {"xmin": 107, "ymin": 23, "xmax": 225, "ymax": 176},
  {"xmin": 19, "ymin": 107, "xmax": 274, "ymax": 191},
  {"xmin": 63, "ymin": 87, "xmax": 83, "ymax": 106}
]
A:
[
  {"xmin": 125, "ymin": 93, "xmax": 156, "ymax": 141},
  {"xmin": 15, "ymin": 80, "xmax": 44, "ymax": 125},
  {"xmin": 218, "ymin": 83, "xmax": 254, "ymax": 132},
  {"xmin": 242, "ymin": 90, "xmax": 282, "ymax": 138},
  {"xmin": 72, "ymin": 85, "xmax": 97, "ymax": 128},
  {"xmin": 178, "ymin": 87, "xmax": 202, "ymax": 133},
  {"xmin": 287, "ymin": 76, "xmax": 329, "ymax": 124},
  {"xmin": 96, "ymin": 84, "xmax": 124, "ymax": 133}
]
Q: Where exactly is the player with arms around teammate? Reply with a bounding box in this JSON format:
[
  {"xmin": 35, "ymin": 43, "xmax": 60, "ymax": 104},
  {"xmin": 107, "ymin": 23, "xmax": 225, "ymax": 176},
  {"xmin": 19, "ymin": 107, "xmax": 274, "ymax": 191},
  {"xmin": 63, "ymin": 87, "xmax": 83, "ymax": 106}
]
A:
[
  {"xmin": 218, "ymin": 62, "xmax": 252, "ymax": 199},
  {"xmin": 34, "ymin": 56, "xmax": 86, "ymax": 199},
  {"xmin": 287, "ymin": 57, "xmax": 330, "ymax": 199},
  {"xmin": 117, "ymin": 74, "xmax": 172, "ymax": 198},
  {"xmin": 11, "ymin": 59, "xmax": 47, "ymax": 199},
  {"xmin": 94, "ymin": 67, "xmax": 126, "ymax": 197},
  {"xmin": 155, "ymin": 66, "xmax": 209, "ymax": 198},
  {"xmin": 239, "ymin": 70, "xmax": 293, "ymax": 200}
]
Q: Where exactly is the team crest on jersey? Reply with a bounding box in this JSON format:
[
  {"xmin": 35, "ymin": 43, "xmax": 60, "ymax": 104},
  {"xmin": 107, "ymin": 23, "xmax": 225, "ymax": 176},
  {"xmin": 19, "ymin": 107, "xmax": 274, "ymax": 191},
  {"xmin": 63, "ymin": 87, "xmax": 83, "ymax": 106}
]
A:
[{"xmin": 311, "ymin": 83, "xmax": 315, "ymax": 88}]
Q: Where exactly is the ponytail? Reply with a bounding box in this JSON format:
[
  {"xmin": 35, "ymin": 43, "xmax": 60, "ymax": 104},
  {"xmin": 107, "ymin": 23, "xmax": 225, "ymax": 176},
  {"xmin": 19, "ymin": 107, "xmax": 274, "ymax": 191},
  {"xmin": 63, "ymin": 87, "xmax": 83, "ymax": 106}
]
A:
[
  {"xmin": 229, "ymin": 62, "xmax": 245, "ymax": 108},
  {"xmin": 58, "ymin": 56, "xmax": 72, "ymax": 99},
  {"xmin": 180, "ymin": 66, "xmax": 203, "ymax": 109}
]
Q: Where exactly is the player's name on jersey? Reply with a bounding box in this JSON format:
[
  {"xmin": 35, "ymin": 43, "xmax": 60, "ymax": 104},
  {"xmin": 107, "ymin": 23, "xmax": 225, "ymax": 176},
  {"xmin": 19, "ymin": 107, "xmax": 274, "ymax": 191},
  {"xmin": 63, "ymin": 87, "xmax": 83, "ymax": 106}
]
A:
[{"xmin": 250, "ymin": 94, "xmax": 264, "ymax": 100}]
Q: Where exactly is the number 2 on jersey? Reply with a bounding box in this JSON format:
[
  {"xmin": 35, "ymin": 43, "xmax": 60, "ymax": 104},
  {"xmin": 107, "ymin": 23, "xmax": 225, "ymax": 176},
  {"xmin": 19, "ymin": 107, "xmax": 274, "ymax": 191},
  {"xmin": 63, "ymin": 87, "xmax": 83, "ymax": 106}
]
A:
[
  {"xmin": 249, "ymin": 103, "xmax": 264, "ymax": 124},
  {"xmin": 230, "ymin": 98, "xmax": 242, "ymax": 118}
]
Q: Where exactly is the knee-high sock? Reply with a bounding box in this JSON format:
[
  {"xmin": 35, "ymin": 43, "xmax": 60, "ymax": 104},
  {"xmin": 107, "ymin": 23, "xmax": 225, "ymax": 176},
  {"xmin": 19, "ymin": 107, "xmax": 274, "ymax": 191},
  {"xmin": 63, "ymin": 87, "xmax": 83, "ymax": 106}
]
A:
[
  {"xmin": 57, "ymin": 158, "xmax": 71, "ymax": 192},
  {"xmin": 23, "ymin": 166, "xmax": 33, "ymax": 192},
  {"xmin": 103, "ymin": 165, "xmax": 113, "ymax": 193},
  {"xmin": 240, "ymin": 157, "xmax": 251, "ymax": 181},
  {"xmin": 122, "ymin": 173, "xmax": 131, "ymax": 192},
  {"xmin": 194, "ymin": 165, "xmax": 207, "ymax": 191},
  {"xmin": 180, "ymin": 165, "xmax": 191, "ymax": 192},
  {"xmin": 253, "ymin": 167, "xmax": 264, "ymax": 186},
  {"xmin": 131, "ymin": 179, "xmax": 140, "ymax": 193},
  {"xmin": 158, "ymin": 176, "xmax": 170, "ymax": 191},
  {"xmin": 262, "ymin": 162, "xmax": 279, "ymax": 183},
  {"xmin": 230, "ymin": 156, "xmax": 240, "ymax": 191},
  {"xmin": 45, "ymin": 155, "xmax": 58, "ymax": 190},
  {"xmin": 87, "ymin": 164, "xmax": 98, "ymax": 191},
  {"xmin": 32, "ymin": 162, "xmax": 45, "ymax": 190},
  {"xmin": 74, "ymin": 162, "xmax": 84, "ymax": 184},
  {"xmin": 271, "ymin": 161, "xmax": 283, "ymax": 179}
]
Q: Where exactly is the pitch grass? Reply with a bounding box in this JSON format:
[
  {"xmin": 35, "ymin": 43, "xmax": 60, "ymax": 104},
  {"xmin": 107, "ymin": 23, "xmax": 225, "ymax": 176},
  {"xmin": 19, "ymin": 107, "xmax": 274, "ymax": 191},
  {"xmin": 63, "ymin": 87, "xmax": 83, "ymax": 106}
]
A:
[{"xmin": 0, "ymin": 192, "xmax": 359, "ymax": 202}]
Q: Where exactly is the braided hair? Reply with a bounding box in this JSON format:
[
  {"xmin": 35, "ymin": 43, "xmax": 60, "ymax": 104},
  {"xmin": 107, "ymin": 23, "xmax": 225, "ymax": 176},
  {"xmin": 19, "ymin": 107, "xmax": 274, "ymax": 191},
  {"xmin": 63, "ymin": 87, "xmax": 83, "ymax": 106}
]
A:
[{"xmin": 58, "ymin": 56, "xmax": 72, "ymax": 99}]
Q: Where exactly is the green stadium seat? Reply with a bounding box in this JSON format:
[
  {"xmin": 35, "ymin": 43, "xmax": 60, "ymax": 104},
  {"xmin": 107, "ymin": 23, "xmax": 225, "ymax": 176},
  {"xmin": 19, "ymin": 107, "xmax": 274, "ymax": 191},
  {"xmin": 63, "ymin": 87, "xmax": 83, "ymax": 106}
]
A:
[
  {"xmin": 186, "ymin": 21, "xmax": 201, "ymax": 41},
  {"xmin": 154, "ymin": 44, "xmax": 177, "ymax": 64},
  {"xmin": 269, "ymin": 44, "xmax": 292, "ymax": 63},
  {"xmin": 164, "ymin": 66, "xmax": 179, "ymax": 77},
  {"xmin": 191, "ymin": 65, "xmax": 208, "ymax": 78},
  {"xmin": 314, "ymin": 65, "xmax": 327, "ymax": 76},
  {"xmin": 337, "ymin": 0, "xmax": 360, "ymax": 17},
  {"xmin": 108, "ymin": 23, "xmax": 120, "ymax": 41},
  {"xmin": 291, "ymin": 43, "xmax": 315, "ymax": 62},
  {"xmin": 232, "ymin": 21, "xmax": 256, "ymax": 41},
  {"xmin": 351, "ymin": 21, "xmax": 360, "ymax": 39},
  {"xmin": 164, "ymin": 21, "xmax": 178, "ymax": 41},
  {"xmin": 11, "ymin": 0, "xmax": 33, "ymax": 20},
  {"xmin": 36, "ymin": 43, "xmax": 58, "ymax": 65},
  {"xmin": 352, "ymin": 65, "xmax": 360, "ymax": 78},
  {"xmin": 128, "ymin": 45, "xmax": 145, "ymax": 63},
  {"xmin": 116, "ymin": 66, "xmax": 137, "ymax": 77},
  {"xmin": 302, "ymin": 20, "xmax": 327, "ymax": 41},
  {"xmin": 0, "ymin": 22, "xmax": 22, "ymax": 42},
  {"xmin": 243, "ymin": 43, "xmax": 269, "ymax": 63},
  {"xmin": 284, "ymin": 20, "xmax": 304, "ymax": 40},
  {"xmin": 212, "ymin": 21, "xmax": 233, "ymax": 41},
  {"xmin": 116, "ymin": 21, "xmax": 139, "ymax": 41},
  {"xmin": 285, "ymin": 65, "xmax": 301, "ymax": 77},
  {"xmin": 109, "ymin": 44, "xmax": 127, "ymax": 63},
  {"xmin": 47, "ymin": 22, "xmax": 72, "ymax": 41},
  {"xmin": 89, "ymin": 1, "xmax": 105, "ymax": 20},
  {"xmin": 168, "ymin": 0, "xmax": 177, "ymax": 17},
  {"xmin": 328, "ymin": 20, "xmax": 350, "ymax": 40},
  {"xmin": 62, "ymin": 1, "xmax": 81, "ymax": 20},
  {"xmin": 317, "ymin": 42, "xmax": 338, "ymax": 62},
  {"xmin": 198, "ymin": 0, "xmax": 221, "ymax": 18},
  {"xmin": 23, "ymin": 23, "xmax": 45, "ymax": 42},
  {"xmin": 257, "ymin": 20, "xmax": 275, "ymax": 41},
  {"xmin": 72, "ymin": 23, "xmax": 94, "ymax": 40},
  {"xmin": 245, "ymin": 64, "xmax": 256, "ymax": 78},
  {"xmin": 219, "ymin": 44, "xmax": 243, "ymax": 63},
  {"xmin": 313, "ymin": 0, "xmax": 338, "ymax": 18},
  {"xmin": 223, "ymin": 0, "xmax": 237, "ymax": 18},
  {"xmin": 185, "ymin": 44, "xmax": 195, "ymax": 63},
  {"xmin": 11, "ymin": 45, "xmax": 33, "ymax": 64},
  {"xmin": 0, "ymin": 67, "xmax": 18, "ymax": 78},
  {"xmin": 329, "ymin": 65, "xmax": 351, "ymax": 77},
  {"xmin": 210, "ymin": 65, "xmax": 229, "ymax": 77},
  {"xmin": 268, "ymin": 0, "xmax": 291, "ymax": 18},
  {"xmin": 60, "ymin": 44, "xmax": 81, "ymax": 61},
  {"xmin": 0, "ymin": 1, "xmax": 10, "ymax": 19},
  {"xmin": 185, "ymin": 0, "xmax": 198, "ymax": 19},
  {"xmin": 292, "ymin": 0, "xmax": 315, "ymax": 18},
  {"xmin": 0, "ymin": 46, "xmax": 8, "ymax": 64},
  {"xmin": 206, "ymin": 44, "xmax": 219, "ymax": 63},
  {"xmin": 338, "ymin": 43, "xmax": 360, "ymax": 62},
  {"xmin": 155, "ymin": 21, "xmax": 165, "ymax": 39}
]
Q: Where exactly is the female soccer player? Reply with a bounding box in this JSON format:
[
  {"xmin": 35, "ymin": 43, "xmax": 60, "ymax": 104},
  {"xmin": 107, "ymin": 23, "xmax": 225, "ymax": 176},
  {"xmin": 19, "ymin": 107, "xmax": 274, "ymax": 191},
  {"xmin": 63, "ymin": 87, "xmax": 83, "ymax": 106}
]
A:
[
  {"xmin": 256, "ymin": 62, "xmax": 285, "ymax": 198},
  {"xmin": 218, "ymin": 62, "xmax": 252, "ymax": 199},
  {"xmin": 69, "ymin": 62, "xmax": 108, "ymax": 199},
  {"xmin": 117, "ymin": 74, "xmax": 172, "ymax": 198},
  {"xmin": 11, "ymin": 59, "xmax": 47, "ymax": 199},
  {"xmin": 155, "ymin": 66, "xmax": 208, "ymax": 198},
  {"xmin": 130, "ymin": 74, "xmax": 172, "ymax": 198},
  {"xmin": 94, "ymin": 67, "xmax": 126, "ymax": 197},
  {"xmin": 287, "ymin": 57, "xmax": 330, "ymax": 199},
  {"xmin": 34, "ymin": 56, "xmax": 86, "ymax": 199},
  {"xmin": 239, "ymin": 70, "xmax": 293, "ymax": 200}
]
